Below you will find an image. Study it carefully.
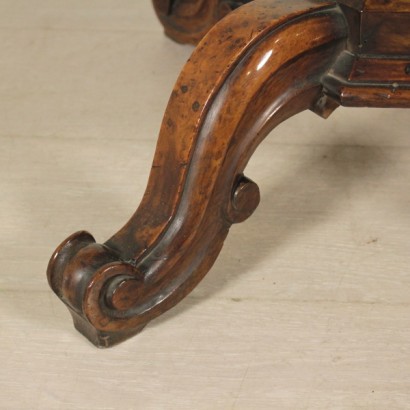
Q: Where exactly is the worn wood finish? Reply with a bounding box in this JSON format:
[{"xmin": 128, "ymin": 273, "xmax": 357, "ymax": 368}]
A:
[
  {"xmin": 323, "ymin": 0, "xmax": 410, "ymax": 108},
  {"xmin": 349, "ymin": 58, "xmax": 410, "ymax": 82},
  {"xmin": 323, "ymin": 54, "xmax": 410, "ymax": 108},
  {"xmin": 361, "ymin": 12, "xmax": 410, "ymax": 55},
  {"xmin": 364, "ymin": 0, "xmax": 410, "ymax": 11},
  {"xmin": 340, "ymin": 86, "xmax": 410, "ymax": 107},
  {"xmin": 48, "ymin": 0, "xmax": 410, "ymax": 347},
  {"xmin": 338, "ymin": 0, "xmax": 410, "ymax": 54},
  {"xmin": 338, "ymin": 0, "xmax": 410, "ymax": 11},
  {"xmin": 152, "ymin": 0, "xmax": 253, "ymax": 44}
]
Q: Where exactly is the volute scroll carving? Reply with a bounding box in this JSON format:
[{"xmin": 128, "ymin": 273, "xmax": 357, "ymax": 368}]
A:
[{"xmin": 152, "ymin": 0, "xmax": 254, "ymax": 44}]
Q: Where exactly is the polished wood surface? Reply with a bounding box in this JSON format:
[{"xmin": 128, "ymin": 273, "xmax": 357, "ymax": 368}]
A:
[
  {"xmin": 48, "ymin": 0, "xmax": 410, "ymax": 347},
  {"xmin": 2, "ymin": 2, "xmax": 410, "ymax": 407}
]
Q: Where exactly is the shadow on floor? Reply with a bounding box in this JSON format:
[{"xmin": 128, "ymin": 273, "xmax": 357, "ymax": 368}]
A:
[{"xmin": 151, "ymin": 134, "xmax": 390, "ymax": 328}]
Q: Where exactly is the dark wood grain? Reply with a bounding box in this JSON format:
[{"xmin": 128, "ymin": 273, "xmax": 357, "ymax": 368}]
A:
[
  {"xmin": 341, "ymin": 87, "xmax": 410, "ymax": 107},
  {"xmin": 349, "ymin": 58, "xmax": 410, "ymax": 82},
  {"xmin": 48, "ymin": 0, "xmax": 410, "ymax": 347},
  {"xmin": 364, "ymin": 0, "xmax": 410, "ymax": 11},
  {"xmin": 361, "ymin": 12, "xmax": 410, "ymax": 54},
  {"xmin": 338, "ymin": 0, "xmax": 410, "ymax": 11}
]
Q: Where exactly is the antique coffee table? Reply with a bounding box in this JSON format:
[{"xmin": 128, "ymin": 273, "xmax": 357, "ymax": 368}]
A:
[{"xmin": 47, "ymin": 0, "xmax": 410, "ymax": 347}]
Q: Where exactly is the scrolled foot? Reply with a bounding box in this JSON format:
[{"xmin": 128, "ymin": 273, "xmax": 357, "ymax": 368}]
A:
[{"xmin": 152, "ymin": 0, "xmax": 253, "ymax": 44}]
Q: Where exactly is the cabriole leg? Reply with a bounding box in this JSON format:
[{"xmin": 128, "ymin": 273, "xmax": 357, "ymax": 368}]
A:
[{"xmin": 47, "ymin": 0, "xmax": 348, "ymax": 347}]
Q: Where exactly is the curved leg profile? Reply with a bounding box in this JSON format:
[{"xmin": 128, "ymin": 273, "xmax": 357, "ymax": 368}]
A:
[{"xmin": 48, "ymin": 0, "xmax": 348, "ymax": 347}]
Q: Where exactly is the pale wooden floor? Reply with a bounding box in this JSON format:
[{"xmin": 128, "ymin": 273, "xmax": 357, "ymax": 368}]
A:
[{"xmin": 1, "ymin": 1, "xmax": 410, "ymax": 409}]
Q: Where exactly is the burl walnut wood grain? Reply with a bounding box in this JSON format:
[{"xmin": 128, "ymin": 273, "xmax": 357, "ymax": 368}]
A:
[{"xmin": 48, "ymin": 0, "xmax": 410, "ymax": 347}]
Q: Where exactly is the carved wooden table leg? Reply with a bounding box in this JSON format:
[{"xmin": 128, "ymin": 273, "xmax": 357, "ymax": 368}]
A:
[{"xmin": 47, "ymin": 0, "xmax": 410, "ymax": 347}]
